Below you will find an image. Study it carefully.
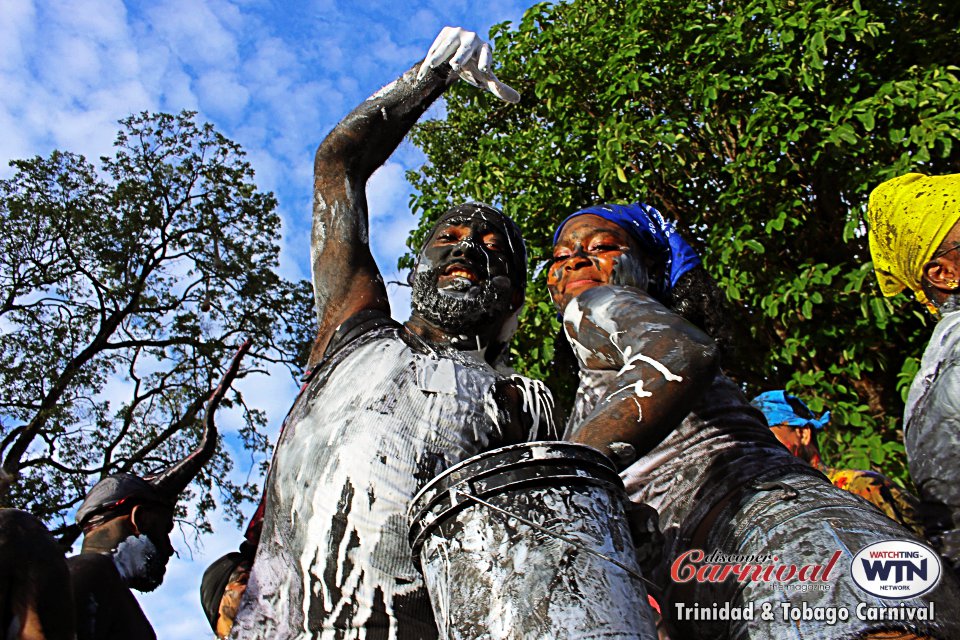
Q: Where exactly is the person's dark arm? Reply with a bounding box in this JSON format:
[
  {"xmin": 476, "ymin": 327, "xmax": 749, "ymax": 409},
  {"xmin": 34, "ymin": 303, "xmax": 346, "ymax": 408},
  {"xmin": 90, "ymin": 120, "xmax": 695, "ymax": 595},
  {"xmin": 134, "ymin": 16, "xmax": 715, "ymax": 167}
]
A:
[
  {"xmin": 906, "ymin": 361, "xmax": 960, "ymax": 570},
  {"xmin": 563, "ymin": 285, "xmax": 718, "ymax": 461},
  {"xmin": 308, "ymin": 28, "xmax": 519, "ymax": 366}
]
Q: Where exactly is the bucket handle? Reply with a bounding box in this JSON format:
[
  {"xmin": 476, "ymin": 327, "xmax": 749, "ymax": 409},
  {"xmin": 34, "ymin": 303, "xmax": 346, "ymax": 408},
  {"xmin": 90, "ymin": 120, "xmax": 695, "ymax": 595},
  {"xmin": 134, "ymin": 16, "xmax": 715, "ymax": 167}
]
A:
[{"xmin": 452, "ymin": 488, "xmax": 661, "ymax": 593}]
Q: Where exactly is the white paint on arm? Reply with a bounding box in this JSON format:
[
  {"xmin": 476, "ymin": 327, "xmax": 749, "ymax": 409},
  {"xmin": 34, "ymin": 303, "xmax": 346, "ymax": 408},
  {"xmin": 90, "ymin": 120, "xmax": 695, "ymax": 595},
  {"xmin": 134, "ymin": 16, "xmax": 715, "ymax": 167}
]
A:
[
  {"xmin": 610, "ymin": 332, "xmax": 683, "ymax": 383},
  {"xmin": 369, "ymin": 79, "xmax": 398, "ymax": 101}
]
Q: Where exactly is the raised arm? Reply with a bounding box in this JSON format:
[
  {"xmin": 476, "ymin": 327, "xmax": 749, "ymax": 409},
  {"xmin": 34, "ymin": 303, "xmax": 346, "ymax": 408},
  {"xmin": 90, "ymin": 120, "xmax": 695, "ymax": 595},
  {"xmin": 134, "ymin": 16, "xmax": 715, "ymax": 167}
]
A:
[
  {"xmin": 308, "ymin": 28, "xmax": 518, "ymax": 366},
  {"xmin": 563, "ymin": 285, "xmax": 718, "ymax": 462}
]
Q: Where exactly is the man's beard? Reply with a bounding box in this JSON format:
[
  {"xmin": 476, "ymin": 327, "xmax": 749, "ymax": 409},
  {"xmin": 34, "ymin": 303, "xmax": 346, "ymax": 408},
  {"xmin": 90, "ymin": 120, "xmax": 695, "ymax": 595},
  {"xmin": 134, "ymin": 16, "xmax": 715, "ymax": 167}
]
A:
[
  {"xmin": 112, "ymin": 534, "xmax": 168, "ymax": 592},
  {"xmin": 410, "ymin": 265, "xmax": 515, "ymax": 336}
]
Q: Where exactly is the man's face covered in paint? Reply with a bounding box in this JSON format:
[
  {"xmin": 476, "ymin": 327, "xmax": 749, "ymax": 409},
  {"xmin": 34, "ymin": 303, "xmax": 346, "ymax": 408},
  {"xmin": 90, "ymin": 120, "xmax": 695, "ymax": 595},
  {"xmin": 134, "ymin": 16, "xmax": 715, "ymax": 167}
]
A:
[{"xmin": 411, "ymin": 205, "xmax": 524, "ymax": 336}]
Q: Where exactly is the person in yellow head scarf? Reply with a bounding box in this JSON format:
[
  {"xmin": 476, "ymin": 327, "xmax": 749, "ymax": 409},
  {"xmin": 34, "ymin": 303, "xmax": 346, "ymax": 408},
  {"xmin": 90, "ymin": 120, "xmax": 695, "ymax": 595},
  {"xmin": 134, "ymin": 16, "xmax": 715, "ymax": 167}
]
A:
[
  {"xmin": 868, "ymin": 172, "xmax": 960, "ymax": 573},
  {"xmin": 867, "ymin": 172, "xmax": 960, "ymax": 313}
]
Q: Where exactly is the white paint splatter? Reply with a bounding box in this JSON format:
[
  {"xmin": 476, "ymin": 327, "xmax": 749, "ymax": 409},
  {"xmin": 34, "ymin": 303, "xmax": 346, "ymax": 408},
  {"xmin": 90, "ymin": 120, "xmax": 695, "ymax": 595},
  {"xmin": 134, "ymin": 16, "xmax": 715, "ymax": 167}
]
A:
[
  {"xmin": 563, "ymin": 297, "xmax": 585, "ymax": 332},
  {"xmin": 610, "ymin": 331, "xmax": 683, "ymax": 382},
  {"xmin": 112, "ymin": 534, "xmax": 159, "ymax": 583},
  {"xmin": 236, "ymin": 329, "xmax": 553, "ymax": 638},
  {"xmin": 510, "ymin": 375, "xmax": 557, "ymax": 440},
  {"xmin": 369, "ymin": 79, "xmax": 399, "ymax": 101}
]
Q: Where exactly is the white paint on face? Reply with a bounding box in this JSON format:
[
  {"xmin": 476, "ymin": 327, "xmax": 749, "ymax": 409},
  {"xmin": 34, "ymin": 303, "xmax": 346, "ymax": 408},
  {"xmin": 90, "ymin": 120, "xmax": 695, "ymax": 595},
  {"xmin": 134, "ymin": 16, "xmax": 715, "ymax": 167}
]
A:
[
  {"xmin": 609, "ymin": 253, "xmax": 649, "ymax": 292},
  {"xmin": 112, "ymin": 534, "xmax": 159, "ymax": 583}
]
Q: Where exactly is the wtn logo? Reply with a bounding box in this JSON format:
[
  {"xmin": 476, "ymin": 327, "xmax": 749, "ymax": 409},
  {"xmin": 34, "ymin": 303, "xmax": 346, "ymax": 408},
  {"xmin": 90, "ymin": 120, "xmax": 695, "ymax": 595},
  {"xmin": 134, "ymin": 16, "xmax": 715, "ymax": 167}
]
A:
[
  {"xmin": 861, "ymin": 558, "xmax": 927, "ymax": 583},
  {"xmin": 851, "ymin": 541, "xmax": 941, "ymax": 599}
]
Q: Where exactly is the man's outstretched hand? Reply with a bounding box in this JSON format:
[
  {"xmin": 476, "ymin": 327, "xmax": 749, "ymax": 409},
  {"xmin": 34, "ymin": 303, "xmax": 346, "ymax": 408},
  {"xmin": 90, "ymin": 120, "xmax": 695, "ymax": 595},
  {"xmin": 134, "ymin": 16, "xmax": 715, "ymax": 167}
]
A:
[{"xmin": 417, "ymin": 26, "xmax": 521, "ymax": 104}]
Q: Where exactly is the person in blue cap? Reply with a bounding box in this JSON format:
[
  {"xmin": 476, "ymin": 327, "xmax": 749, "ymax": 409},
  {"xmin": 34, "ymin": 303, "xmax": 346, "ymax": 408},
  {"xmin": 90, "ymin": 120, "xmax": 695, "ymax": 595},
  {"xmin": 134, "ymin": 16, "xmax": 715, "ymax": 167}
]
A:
[
  {"xmin": 548, "ymin": 203, "xmax": 960, "ymax": 640},
  {"xmin": 752, "ymin": 390, "xmax": 923, "ymax": 535}
]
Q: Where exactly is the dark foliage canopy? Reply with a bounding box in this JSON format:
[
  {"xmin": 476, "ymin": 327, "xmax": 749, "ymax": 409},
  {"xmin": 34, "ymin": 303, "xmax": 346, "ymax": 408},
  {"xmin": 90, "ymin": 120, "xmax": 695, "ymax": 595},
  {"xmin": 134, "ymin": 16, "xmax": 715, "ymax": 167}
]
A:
[{"xmin": 0, "ymin": 111, "xmax": 314, "ymax": 536}]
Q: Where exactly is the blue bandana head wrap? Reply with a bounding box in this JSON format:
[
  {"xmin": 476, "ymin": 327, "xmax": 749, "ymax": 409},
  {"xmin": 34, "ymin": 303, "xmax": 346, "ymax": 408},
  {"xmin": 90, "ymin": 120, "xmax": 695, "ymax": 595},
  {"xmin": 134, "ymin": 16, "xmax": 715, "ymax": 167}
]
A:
[
  {"xmin": 552, "ymin": 203, "xmax": 701, "ymax": 298},
  {"xmin": 750, "ymin": 390, "xmax": 831, "ymax": 430}
]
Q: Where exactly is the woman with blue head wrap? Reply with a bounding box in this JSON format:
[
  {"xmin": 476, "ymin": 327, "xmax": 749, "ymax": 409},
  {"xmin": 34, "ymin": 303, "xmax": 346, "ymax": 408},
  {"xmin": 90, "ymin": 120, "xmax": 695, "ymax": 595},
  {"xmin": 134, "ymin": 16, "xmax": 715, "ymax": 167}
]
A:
[
  {"xmin": 547, "ymin": 202, "xmax": 960, "ymax": 640},
  {"xmin": 549, "ymin": 202, "xmax": 739, "ymax": 370},
  {"xmin": 552, "ymin": 203, "xmax": 702, "ymax": 300}
]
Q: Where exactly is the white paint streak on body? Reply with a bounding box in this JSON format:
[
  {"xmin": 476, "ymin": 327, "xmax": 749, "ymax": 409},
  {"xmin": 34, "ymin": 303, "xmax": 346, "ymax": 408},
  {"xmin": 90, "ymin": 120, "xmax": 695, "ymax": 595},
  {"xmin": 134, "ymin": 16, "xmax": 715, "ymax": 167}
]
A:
[
  {"xmin": 564, "ymin": 297, "xmax": 585, "ymax": 332},
  {"xmin": 509, "ymin": 375, "xmax": 556, "ymax": 439},
  {"xmin": 610, "ymin": 331, "xmax": 683, "ymax": 382},
  {"xmin": 368, "ymin": 79, "xmax": 399, "ymax": 101}
]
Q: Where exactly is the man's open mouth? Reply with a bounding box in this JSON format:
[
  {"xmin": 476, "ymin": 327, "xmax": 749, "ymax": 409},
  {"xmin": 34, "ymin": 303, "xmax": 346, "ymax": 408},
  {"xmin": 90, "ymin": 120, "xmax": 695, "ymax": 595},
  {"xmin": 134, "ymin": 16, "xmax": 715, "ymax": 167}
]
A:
[{"xmin": 441, "ymin": 263, "xmax": 480, "ymax": 283}]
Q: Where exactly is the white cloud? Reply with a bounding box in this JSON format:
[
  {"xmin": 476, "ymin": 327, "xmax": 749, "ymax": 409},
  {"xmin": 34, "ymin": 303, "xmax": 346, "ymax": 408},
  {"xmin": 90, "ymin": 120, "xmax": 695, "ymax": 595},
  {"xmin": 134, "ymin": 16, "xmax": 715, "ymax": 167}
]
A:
[
  {"xmin": 144, "ymin": 0, "xmax": 241, "ymax": 70},
  {"xmin": 196, "ymin": 69, "xmax": 251, "ymax": 120},
  {"xmin": 0, "ymin": 0, "xmax": 35, "ymax": 71}
]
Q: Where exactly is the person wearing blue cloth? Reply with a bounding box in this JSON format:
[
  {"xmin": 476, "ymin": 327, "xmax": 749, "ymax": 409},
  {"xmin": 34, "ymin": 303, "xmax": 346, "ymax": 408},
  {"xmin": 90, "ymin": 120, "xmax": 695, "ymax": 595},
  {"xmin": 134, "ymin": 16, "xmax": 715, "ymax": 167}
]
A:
[
  {"xmin": 752, "ymin": 390, "xmax": 923, "ymax": 535},
  {"xmin": 548, "ymin": 202, "xmax": 960, "ymax": 640}
]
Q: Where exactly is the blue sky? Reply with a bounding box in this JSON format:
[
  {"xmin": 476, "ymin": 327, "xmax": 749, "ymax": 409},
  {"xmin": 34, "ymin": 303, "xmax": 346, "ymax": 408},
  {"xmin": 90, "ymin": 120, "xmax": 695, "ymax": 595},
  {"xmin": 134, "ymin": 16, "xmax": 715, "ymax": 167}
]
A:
[{"xmin": 1, "ymin": 0, "xmax": 530, "ymax": 636}]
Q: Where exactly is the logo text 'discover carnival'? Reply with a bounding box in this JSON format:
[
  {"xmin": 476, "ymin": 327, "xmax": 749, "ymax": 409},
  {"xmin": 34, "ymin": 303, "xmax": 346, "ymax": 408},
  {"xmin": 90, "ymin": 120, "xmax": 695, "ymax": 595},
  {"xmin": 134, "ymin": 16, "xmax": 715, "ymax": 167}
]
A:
[{"xmin": 850, "ymin": 540, "xmax": 942, "ymax": 599}]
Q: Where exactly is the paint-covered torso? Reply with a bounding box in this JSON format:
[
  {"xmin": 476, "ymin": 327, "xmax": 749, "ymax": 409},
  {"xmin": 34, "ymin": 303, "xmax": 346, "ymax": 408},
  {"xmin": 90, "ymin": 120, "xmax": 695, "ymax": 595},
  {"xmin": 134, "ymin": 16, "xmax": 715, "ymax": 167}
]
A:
[
  {"xmin": 232, "ymin": 318, "xmax": 549, "ymax": 640},
  {"xmin": 564, "ymin": 286, "xmax": 807, "ymax": 550},
  {"xmin": 904, "ymin": 308, "xmax": 960, "ymax": 569}
]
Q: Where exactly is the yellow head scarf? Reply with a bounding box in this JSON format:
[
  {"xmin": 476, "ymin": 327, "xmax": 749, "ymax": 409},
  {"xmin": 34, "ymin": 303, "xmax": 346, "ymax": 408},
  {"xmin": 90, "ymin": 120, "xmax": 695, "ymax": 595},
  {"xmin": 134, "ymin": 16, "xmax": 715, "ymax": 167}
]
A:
[{"xmin": 867, "ymin": 172, "xmax": 960, "ymax": 311}]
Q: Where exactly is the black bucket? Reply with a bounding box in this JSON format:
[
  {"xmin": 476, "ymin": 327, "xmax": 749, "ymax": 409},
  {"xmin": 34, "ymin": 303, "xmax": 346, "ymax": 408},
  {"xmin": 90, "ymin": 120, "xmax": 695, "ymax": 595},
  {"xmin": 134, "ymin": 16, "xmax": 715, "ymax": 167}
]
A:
[{"xmin": 408, "ymin": 441, "xmax": 657, "ymax": 639}]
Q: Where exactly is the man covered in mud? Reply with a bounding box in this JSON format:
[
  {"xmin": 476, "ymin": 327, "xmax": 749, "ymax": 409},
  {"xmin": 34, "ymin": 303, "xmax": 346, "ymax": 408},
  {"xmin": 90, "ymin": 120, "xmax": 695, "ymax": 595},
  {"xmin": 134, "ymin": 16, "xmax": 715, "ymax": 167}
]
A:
[
  {"xmin": 868, "ymin": 172, "xmax": 960, "ymax": 572},
  {"xmin": 230, "ymin": 28, "xmax": 554, "ymax": 639},
  {"xmin": 68, "ymin": 342, "xmax": 249, "ymax": 640}
]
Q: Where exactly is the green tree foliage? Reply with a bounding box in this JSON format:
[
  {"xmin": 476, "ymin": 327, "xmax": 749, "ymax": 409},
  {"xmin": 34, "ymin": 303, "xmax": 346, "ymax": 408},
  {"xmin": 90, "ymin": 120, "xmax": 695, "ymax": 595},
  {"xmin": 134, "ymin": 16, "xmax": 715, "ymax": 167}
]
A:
[
  {"xmin": 0, "ymin": 111, "xmax": 314, "ymax": 536},
  {"xmin": 406, "ymin": 0, "xmax": 960, "ymax": 484}
]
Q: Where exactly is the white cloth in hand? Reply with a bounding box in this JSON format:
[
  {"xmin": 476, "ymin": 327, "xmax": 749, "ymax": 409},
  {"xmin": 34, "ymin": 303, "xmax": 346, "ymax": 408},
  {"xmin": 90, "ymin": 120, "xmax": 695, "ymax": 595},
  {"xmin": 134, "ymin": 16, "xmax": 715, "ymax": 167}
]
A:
[{"xmin": 417, "ymin": 26, "xmax": 520, "ymax": 103}]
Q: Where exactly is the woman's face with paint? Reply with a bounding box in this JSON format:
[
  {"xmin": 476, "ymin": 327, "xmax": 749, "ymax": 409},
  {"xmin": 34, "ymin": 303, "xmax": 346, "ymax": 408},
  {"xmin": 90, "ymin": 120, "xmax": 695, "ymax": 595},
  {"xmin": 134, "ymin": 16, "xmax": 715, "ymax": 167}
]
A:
[{"xmin": 548, "ymin": 214, "xmax": 649, "ymax": 310}]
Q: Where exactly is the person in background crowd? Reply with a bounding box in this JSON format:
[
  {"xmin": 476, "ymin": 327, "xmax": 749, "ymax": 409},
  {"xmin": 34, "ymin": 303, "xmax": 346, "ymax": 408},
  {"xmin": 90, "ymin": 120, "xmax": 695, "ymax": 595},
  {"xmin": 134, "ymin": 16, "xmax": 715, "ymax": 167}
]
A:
[
  {"xmin": 868, "ymin": 172, "xmax": 960, "ymax": 573},
  {"xmin": 69, "ymin": 342, "xmax": 248, "ymax": 640},
  {"xmin": 0, "ymin": 343, "xmax": 247, "ymax": 640},
  {"xmin": 549, "ymin": 202, "xmax": 960, "ymax": 640},
  {"xmin": 752, "ymin": 389, "xmax": 923, "ymax": 535},
  {"xmin": 0, "ymin": 508, "xmax": 75, "ymax": 640}
]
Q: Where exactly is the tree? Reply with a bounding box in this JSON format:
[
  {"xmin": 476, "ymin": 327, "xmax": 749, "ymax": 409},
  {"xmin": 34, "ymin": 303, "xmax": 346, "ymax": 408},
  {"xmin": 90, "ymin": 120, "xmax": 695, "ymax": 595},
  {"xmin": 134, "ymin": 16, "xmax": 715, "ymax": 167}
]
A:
[
  {"xmin": 0, "ymin": 111, "xmax": 314, "ymax": 536},
  {"xmin": 405, "ymin": 0, "xmax": 960, "ymax": 484}
]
